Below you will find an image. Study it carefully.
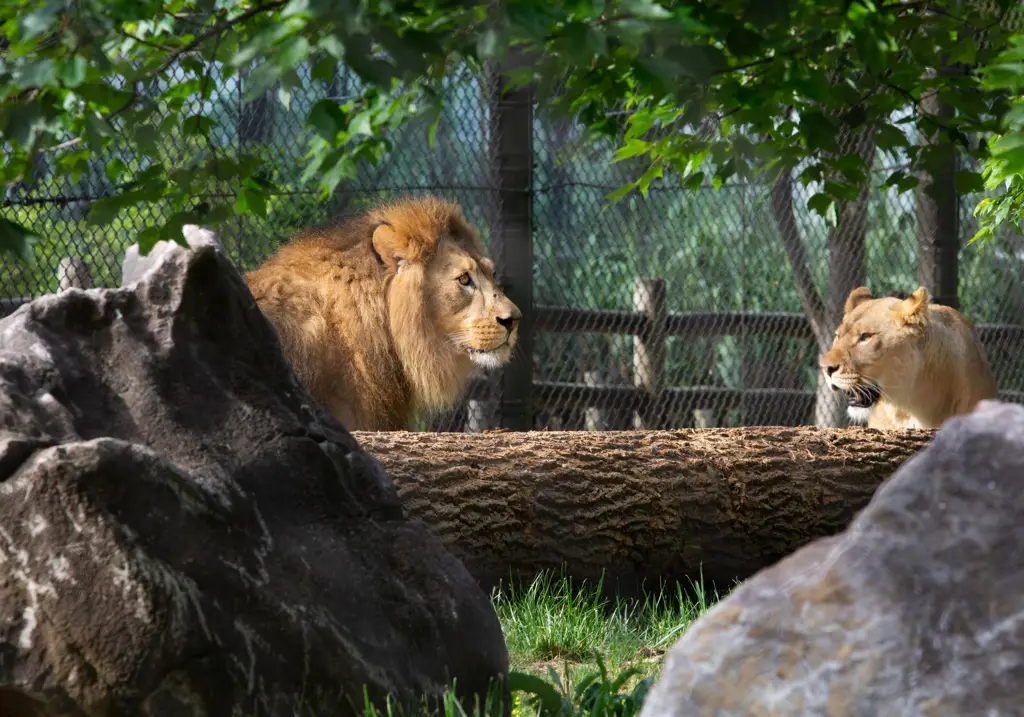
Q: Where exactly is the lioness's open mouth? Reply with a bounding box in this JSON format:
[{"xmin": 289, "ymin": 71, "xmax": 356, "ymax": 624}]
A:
[{"xmin": 839, "ymin": 384, "xmax": 881, "ymax": 408}]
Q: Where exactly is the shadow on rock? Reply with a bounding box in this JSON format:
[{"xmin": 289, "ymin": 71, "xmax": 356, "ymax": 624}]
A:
[
  {"xmin": 639, "ymin": 399, "xmax": 1024, "ymax": 717},
  {"xmin": 0, "ymin": 242, "xmax": 509, "ymax": 717}
]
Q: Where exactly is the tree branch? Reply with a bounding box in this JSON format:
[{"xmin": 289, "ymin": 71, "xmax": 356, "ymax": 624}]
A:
[
  {"xmin": 770, "ymin": 163, "xmax": 830, "ymax": 349},
  {"xmin": 152, "ymin": 0, "xmax": 288, "ymax": 76}
]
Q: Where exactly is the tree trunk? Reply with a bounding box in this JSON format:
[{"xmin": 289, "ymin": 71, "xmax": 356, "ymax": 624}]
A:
[
  {"xmin": 353, "ymin": 428, "xmax": 933, "ymax": 596},
  {"xmin": 915, "ymin": 74, "xmax": 961, "ymax": 310}
]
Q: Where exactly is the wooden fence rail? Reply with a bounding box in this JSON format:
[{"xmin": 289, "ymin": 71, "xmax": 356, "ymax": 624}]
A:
[
  {"xmin": 495, "ymin": 277, "xmax": 1024, "ymax": 428},
  {"xmin": 4, "ymin": 265, "xmax": 1022, "ymax": 428}
]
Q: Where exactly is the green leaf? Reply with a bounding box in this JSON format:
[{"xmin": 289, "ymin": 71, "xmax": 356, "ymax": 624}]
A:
[
  {"xmin": 132, "ymin": 124, "xmax": 161, "ymax": 155},
  {"xmin": 74, "ymin": 82, "xmax": 134, "ymax": 112},
  {"xmin": 633, "ymin": 56, "xmax": 681, "ymax": 96},
  {"xmin": 0, "ymin": 217, "xmax": 39, "ymax": 265},
  {"xmin": 84, "ymin": 113, "xmax": 116, "ymax": 150},
  {"xmin": 374, "ymin": 26, "xmax": 429, "ymax": 76},
  {"xmin": 182, "ymin": 113, "xmax": 217, "ymax": 137},
  {"xmin": 87, "ymin": 197, "xmax": 124, "ymax": 226},
  {"xmin": 105, "ymin": 157, "xmax": 127, "ymax": 183},
  {"xmin": 320, "ymin": 152, "xmax": 357, "ymax": 194},
  {"xmin": 881, "ymin": 169, "xmax": 920, "ymax": 193},
  {"xmin": 180, "ymin": 57, "xmax": 206, "ymax": 77},
  {"xmin": 348, "ymin": 111, "xmax": 374, "ymax": 137},
  {"xmin": 310, "ymin": 55, "xmax": 337, "ymax": 85},
  {"xmin": 59, "ymin": 56, "xmax": 89, "ymax": 88},
  {"xmin": 137, "ymin": 226, "xmax": 162, "ymax": 254},
  {"xmin": 807, "ymin": 192, "xmax": 834, "ymax": 218},
  {"xmin": 664, "ymin": 45, "xmax": 727, "ymax": 83},
  {"xmin": 159, "ymin": 211, "xmax": 202, "ymax": 245},
  {"xmin": 243, "ymin": 62, "xmax": 284, "ymax": 102},
  {"xmin": 611, "ymin": 138, "xmax": 652, "ymax": 163},
  {"xmin": 196, "ymin": 202, "xmax": 235, "ymax": 226},
  {"xmin": 874, "ymin": 123, "xmax": 909, "ymax": 154},
  {"xmin": 426, "ymin": 99, "xmax": 443, "ymax": 148},
  {"xmin": 278, "ymin": 85, "xmax": 293, "ymax": 112},
  {"xmin": 307, "ymin": 99, "xmax": 345, "ymax": 142},
  {"xmin": 954, "ymin": 169, "xmax": 986, "ymax": 196},
  {"xmin": 16, "ymin": 2, "xmax": 61, "ymax": 41},
  {"xmin": 13, "ymin": 58, "xmax": 58, "ymax": 90},
  {"xmin": 316, "ymin": 34, "xmax": 345, "ymax": 60},
  {"xmin": 2, "ymin": 102, "xmax": 46, "ymax": 148},
  {"xmin": 276, "ymin": 35, "xmax": 311, "ymax": 70},
  {"xmin": 235, "ymin": 184, "xmax": 268, "ymax": 218},
  {"xmin": 948, "ymin": 37, "xmax": 978, "ymax": 66},
  {"xmin": 799, "ymin": 111, "xmax": 839, "ymax": 153},
  {"xmin": 160, "ymin": 79, "xmax": 203, "ymax": 103},
  {"xmin": 994, "ymin": 145, "xmax": 1024, "ymax": 177},
  {"xmin": 637, "ymin": 162, "xmax": 664, "ymax": 196}
]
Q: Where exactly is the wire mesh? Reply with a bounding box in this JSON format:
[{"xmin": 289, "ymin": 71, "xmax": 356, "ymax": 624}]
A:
[{"xmin": 2, "ymin": 60, "xmax": 1022, "ymax": 433}]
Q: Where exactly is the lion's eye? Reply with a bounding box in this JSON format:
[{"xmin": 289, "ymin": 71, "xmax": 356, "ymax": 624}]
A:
[
  {"xmin": 858, "ymin": 332, "xmax": 874, "ymax": 343},
  {"xmin": 457, "ymin": 273, "xmax": 473, "ymax": 287}
]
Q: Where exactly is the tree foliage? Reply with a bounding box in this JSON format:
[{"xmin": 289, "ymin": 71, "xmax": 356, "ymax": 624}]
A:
[
  {"xmin": 972, "ymin": 31, "xmax": 1024, "ymax": 244},
  {"xmin": 0, "ymin": 0, "xmax": 1020, "ymax": 262}
]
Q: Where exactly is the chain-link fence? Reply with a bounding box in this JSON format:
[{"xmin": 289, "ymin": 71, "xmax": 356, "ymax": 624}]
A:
[{"xmin": 3, "ymin": 60, "xmax": 1023, "ymax": 432}]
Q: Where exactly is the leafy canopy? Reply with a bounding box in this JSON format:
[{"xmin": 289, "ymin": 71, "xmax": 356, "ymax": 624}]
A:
[{"xmin": 0, "ymin": 0, "xmax": 1020, "ymax": 262}]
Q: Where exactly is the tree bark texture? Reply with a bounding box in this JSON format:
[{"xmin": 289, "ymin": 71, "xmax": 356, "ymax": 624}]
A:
[{"xmin": 352, "ymin": 428, "xmax": 934, "ymax": 595}]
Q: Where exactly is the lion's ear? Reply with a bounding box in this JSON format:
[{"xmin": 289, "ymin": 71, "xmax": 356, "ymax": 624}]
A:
[
  {"xmin": 371, "ymin": 224, "xmax": 407, "ymax": 274},
  {"xmin": 844, "ymin": 286, "xmax": 874, "ymax": 314},
  {"xmin": 894, "ymin": 286, "xmax": 930, "ymax": 326}
]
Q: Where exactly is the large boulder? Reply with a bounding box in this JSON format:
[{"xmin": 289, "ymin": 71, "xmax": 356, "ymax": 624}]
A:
[
  {"xmin": 640, "ymin": 400, "xmax": 1024, "ymax": 717},
  {"xmin": 0, "ymin": 241, "xmax": 508, "ymax": 717}
]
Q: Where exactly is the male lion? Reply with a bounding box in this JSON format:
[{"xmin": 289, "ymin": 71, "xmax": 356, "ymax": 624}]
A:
[
  {"xmin": 820, "ymin": 285, "xmax": 998, "ymax": 430},
  {"xmin": 245, "ymin": 196, "xmax": 521, "ymax": 431}
]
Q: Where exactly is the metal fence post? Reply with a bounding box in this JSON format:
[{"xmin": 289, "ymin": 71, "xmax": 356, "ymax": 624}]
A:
[{"xmin": 489, "ymin": 52, "xmax": 535, "ymax": 431}]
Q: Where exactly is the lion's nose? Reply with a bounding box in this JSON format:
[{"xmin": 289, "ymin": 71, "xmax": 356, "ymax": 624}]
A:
[
  {"xmin": 496, "ymin": 315, "xmax": 518, "ymax": 332},
  {"xmin": 822, "ymin": 363, "xmax": 839, "ymax": 377}
]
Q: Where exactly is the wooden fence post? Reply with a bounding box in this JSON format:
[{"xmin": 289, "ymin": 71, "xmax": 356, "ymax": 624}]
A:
[
  {"xmin": 489, "ymin": 51, "xmax": 535, "ymax": 431},
  {"xmin": 633, "ymin": 277, "xmax": 667, "ymax": 429},
  {"xmin": 584, "ymin": 370, "xmax": 607, "ymax": 431},
  {"xmin": 466, "ymin": 398, "xmax": 490, "ymax": 433},
  {"xmin": 57, "ymin": 257, "xmax": 92, "ymax": 291}
]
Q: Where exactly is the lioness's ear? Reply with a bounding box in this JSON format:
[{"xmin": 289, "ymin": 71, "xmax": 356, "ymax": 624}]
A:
[
  {"xmin": 894, "ymin": 286, "xmax": 930, "ymax": 326},
  {"xmin": 371, "ymin": 224, "xmax": 407, "ymax": 274},
  {"xmin": 844, "ymin": 286, "xmax": 874, "ymax": 314}
]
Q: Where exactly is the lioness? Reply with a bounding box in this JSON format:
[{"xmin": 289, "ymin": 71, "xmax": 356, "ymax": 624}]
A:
[
  {"xmin": 246, "ymin": 196, "xmax": 521, "ymax": 431},
  {"xmin": 820, "ymin": 285, "xmax": 998, "ymax": 430}
]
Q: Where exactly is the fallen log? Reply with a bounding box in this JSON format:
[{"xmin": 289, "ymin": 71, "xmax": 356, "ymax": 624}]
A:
[{"xmin": 353, "ymin": 427, "xmax": 934, "ymax": 595}]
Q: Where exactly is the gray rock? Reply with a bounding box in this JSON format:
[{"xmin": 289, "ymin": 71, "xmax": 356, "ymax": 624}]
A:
[
  {"xmin": 120, "ymin": 223, "xmax": 224, "ymax": 286},
  {"xmin": 0, "ymin": 240, "xmax": 508, "ymax": 717},
  {"xmin": 640, "ymin": 400, "xmax": 1024, "ymax": 717}
]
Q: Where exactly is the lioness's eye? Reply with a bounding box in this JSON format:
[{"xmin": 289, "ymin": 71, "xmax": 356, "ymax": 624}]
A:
[
  {"xmin": 858, "ymin": 332, "xmax": 874, "ymax": 343},
  {"xmin": 457, "ymin": 273, "xmax": 473, "ymax": 287}
]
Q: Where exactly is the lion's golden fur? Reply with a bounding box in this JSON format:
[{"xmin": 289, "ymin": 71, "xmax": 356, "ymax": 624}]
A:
[
  {"xmin": 820, "ymin": 286, "xmax": 997, "ymax": 430},
  {"xmin": 245, "ymin": 196, "xmax": 521, "ymax": 431}
]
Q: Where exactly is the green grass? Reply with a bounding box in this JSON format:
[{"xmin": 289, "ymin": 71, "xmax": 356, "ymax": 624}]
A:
[
  {"xmin": 494, "ymin": 570, "xmax": 715, "ymax": 680},
  {"xmin": 357, "ymin": 570, "xmax": 718, "ymax": 717}
]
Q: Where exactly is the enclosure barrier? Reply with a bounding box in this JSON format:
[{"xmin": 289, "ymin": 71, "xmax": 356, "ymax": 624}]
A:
[
  {"xmin": 5, "ymin": 264, "xmax": 1022, "ymax": 429},
  {"xmin": 464, "ymin": 276, "xmax": 1024, "ymax": 429}
]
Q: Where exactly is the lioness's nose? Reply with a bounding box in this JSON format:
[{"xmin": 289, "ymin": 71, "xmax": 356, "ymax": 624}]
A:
[
  {"xmin": 822, "ymin": 363, "xmax": 838, "ymax": 377},
  {"xmin": 496, "ymin": 315, "xmax": 518, "ymax": 331}
]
